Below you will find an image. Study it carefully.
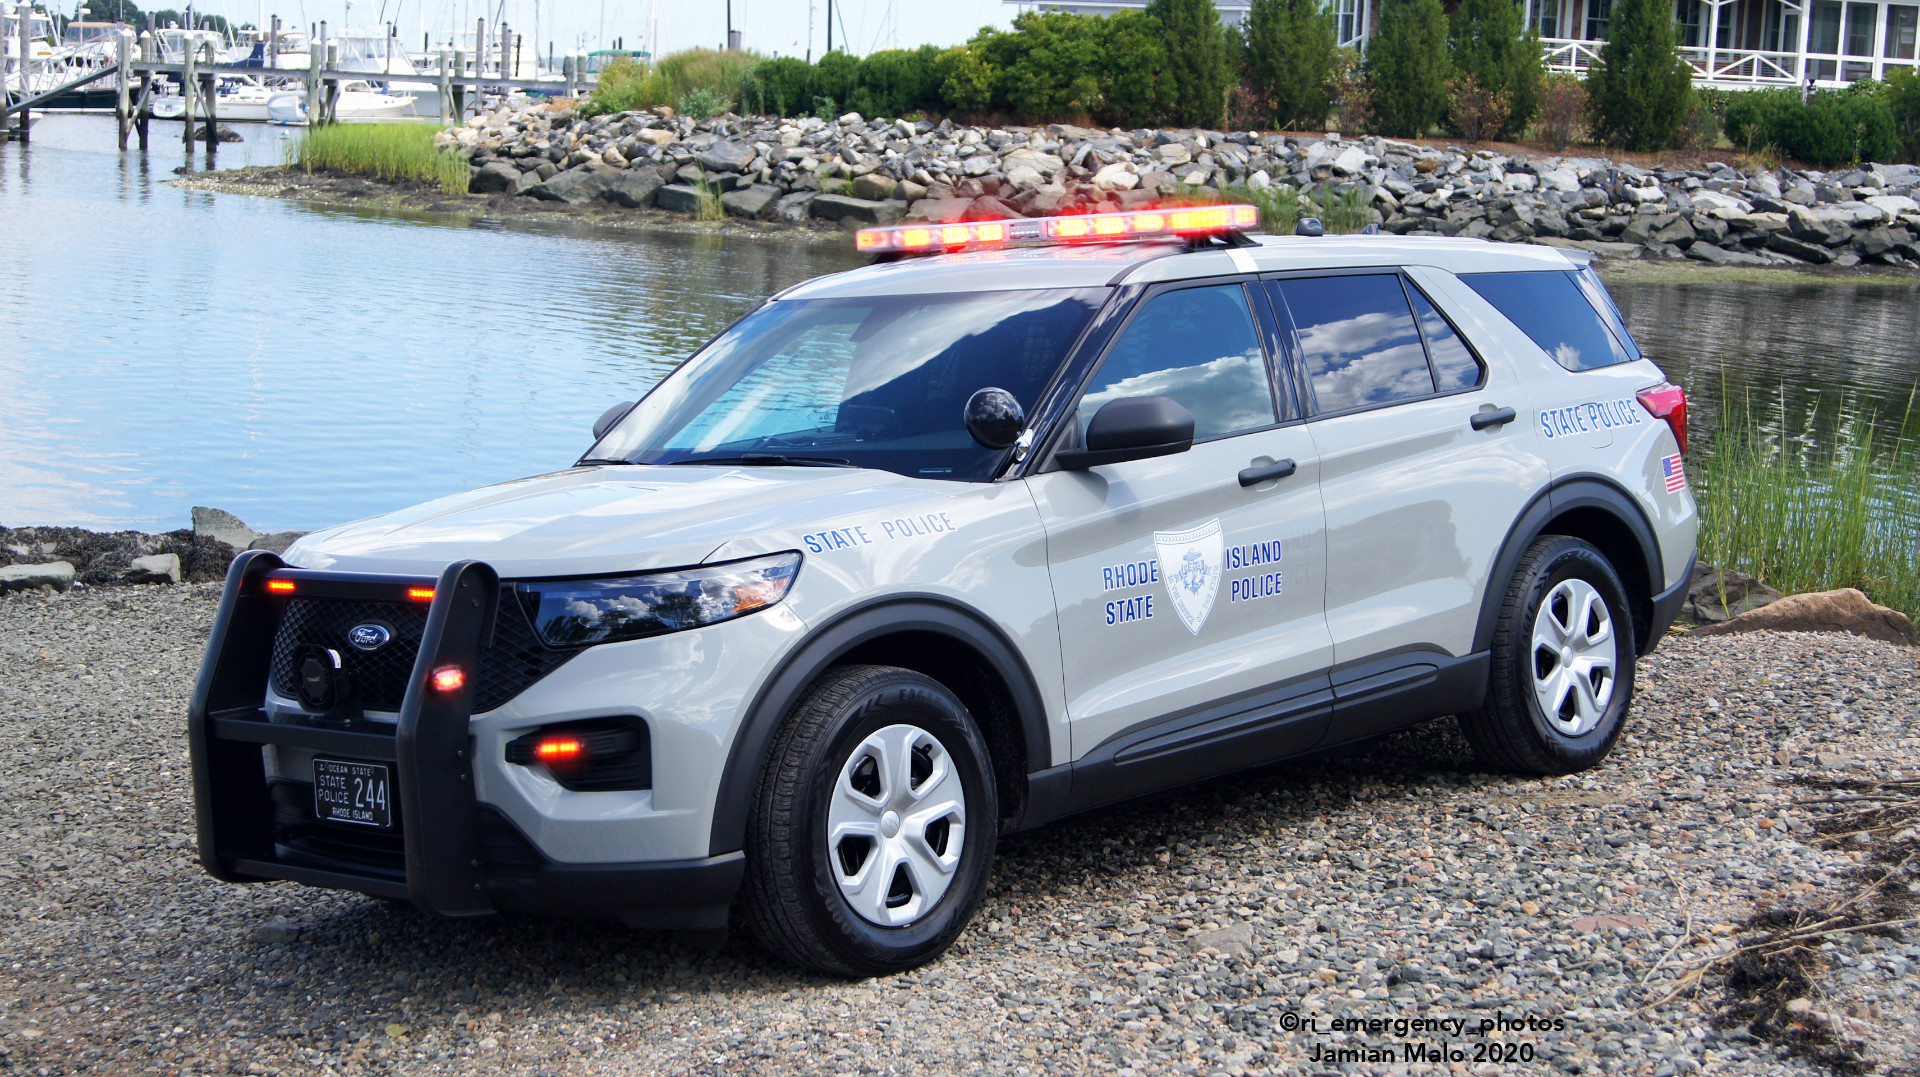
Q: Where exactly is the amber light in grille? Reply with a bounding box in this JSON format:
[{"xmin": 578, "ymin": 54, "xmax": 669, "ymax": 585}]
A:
[
  {"xmin": 429, "ymin": 665, "xmax": 466, "ymax": 693},
  {"xmin": 266, "ymin": 579, "xmax": 297, "ymax": 593},
  {"xmin": 408, "ymin": 587, "xmax": 435, "ymax": 601},
  {"xmin": 533, "ymin": 735, "xmax": 588, "ymax": 768}
]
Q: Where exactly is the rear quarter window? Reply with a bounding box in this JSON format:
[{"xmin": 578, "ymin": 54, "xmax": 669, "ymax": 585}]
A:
[{"xmin": 1459, "ymin": 270, "xmax": 1637, "ymax": 372}]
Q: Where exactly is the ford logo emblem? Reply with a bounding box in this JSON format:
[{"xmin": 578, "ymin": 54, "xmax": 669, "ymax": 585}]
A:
[{"xmin": 347, "ymin": 622, "xmax": 393, "ymax": 652}]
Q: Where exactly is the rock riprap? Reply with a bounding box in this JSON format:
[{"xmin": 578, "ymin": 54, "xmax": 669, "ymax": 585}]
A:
[{"xmin": 437, "ymin": 105, "xmax": 1920, "ymax": 267}]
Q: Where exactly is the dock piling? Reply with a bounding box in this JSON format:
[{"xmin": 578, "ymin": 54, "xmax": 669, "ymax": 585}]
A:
[
  {"xmin": 451, "ymin": 48, "xmax": 465, "ymax": 120},
  {"xmin": 115, "ymin": 28, "xmax": 131, "ymax": 149},
  {"xmin": 437, "ymin": 47, "xmax": 451, "ymax": 125},
  {"xmin": 15, "ymin": 2, "xmax": 31, "ymax": 142},
  {"xmin": 181, "ymin": 36, "xmax": 196, "ymax": 147},
  {"xmin": 324, "ymin": 41, "xmax": 338, "ymax": 125},
  {"xmin": 306, "ymin": 39, "xmax": 320, "ymax": 127}
]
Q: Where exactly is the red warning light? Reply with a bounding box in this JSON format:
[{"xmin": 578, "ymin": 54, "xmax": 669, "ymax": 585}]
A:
[
  {"xmin": 429, "ymin": 665, "xmax": 465, "ymax": 693},
  {"xmin": 266, "ymin": 579, "xmax": 297, "ymax": 594},
  {"xmin": 407, "ymin": 587, "xmax": 436, "ymax": 601}
]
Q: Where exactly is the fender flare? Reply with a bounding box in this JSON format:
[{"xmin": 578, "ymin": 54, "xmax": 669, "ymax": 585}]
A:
[
  {"xmin": 706, "ymin": 595, "xmax": 1053, "ymax": 857},
  {"xmin": 1473, "ymin": 475, "xmax": 1665, "ymax": 656}
]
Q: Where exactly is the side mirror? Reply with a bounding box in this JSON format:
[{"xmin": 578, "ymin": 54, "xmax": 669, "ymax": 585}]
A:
[
  {"xmin": 1054, "ymin": 396, "xmax": 1195, "ymax": 470},
  {"xmin": 964, "ymin": 387, "xmax": 1026, "ymax": 449},
  {"xmin": 593, "ymin": 401, "xmax": 636, "ymax": 441}
]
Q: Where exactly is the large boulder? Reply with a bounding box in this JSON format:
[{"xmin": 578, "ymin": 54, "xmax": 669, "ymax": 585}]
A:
[
  {"xmin": 469, "ymin": 159, "xmax": 522, "ymax": 194},
  {"xmin": 248, "ymin": 532, "xmax": 307, "ymax": 554},
  {"xmin": 123, "ymin": 553, "xmax": 182, "ymax": 585},
  {"xmin": 1691, "ymin": 587, "xmax": 1917, "ymax": 646},
  {"xmin": 721, "ymin": 184, "xmax": 782, "ymax": 220},
  {"xmin": 1679, "ymin": 562, "xmax": 1782, "ymax": 624},
  {"xmin": 810, "ymin": 194, "xmax": 905, "ymax": 225},
  {"xmin": 1766, "ymin": 231, "xmax": 1835, "ymax": 264},
  {"xmin": 694, "ymin": 140, "xmax": 756, "ymax": 174},
  {"xmin": 525, "ymin": 164, "xmax": 618, "ymax": 205},
  {"xmin": 654, "ymin": 183, "xmax": 707, "ymax": 214},
  {"xmin": 192, "ymin": 506, "xmax": 259, "ymax": 551},
  {"xmin": 602, "ymin": 167, "xmax": 665, "ymax": 209},
  {"xmin": 905, "ymin": 196, "xmax": 971, "ymax": 224},
  {"xmin": 771, "ymin": 191, "xmax": 818, "ymax": 223},
  {"xmin": 0, "ymin": 561, "xmax": 76, "ymax": 594}
]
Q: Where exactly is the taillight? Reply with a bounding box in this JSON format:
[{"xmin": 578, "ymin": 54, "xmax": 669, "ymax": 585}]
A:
[{"xmin": 1637, "ymin": 382, "xmax": 1687, "ymax": 454}]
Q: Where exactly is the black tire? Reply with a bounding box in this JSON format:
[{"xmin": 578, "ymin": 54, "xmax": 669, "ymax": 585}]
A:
[
  {"xmin": 1460, "ymin": 535, "xmax": 1637, "ymax": 775},
  {"xmin": 743, "ymin": 664, "xmax": 998, "ymax": 977}
]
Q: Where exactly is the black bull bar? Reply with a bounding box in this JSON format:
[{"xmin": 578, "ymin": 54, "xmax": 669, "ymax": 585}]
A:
[{"xmin": 186, "ymin": 550, "xmax": 745, "ymax": 927}]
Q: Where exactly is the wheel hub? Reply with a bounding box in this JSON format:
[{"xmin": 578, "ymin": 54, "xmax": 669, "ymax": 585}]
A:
[
  {"xmin": 1529, "ymin": 577, "xmax": 1618, "ymax": 737},
  {"xmin": 826, "ymin": 724, "xmax": 968, "ymax": 927}
]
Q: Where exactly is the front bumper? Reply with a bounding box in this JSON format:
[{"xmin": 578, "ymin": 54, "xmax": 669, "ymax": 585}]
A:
[{"xmin": 187, "ymin": 551, "xmax": 743, "ymax": 929}]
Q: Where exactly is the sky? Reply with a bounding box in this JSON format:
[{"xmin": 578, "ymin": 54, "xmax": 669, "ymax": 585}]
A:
[{"xmin": 217, "ymin": 0, "xmax": 1023, "ymax": 58}]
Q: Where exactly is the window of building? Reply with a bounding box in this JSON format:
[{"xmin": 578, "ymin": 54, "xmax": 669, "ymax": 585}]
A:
[
  {"xmin": 1078, "ymin": 285, "xmax": 1277, "ymax": 442},
  {"xmin": 1846, "ymin": 1, "xmax": 1878, "ymax": 53},
  {"xmin": 1890, "ymin": 5, "xmax": 1918, "ymax": 58},
  {"xmin": 1460, "ymin": 271, "xmax": 1638, "ymax": 372},
  {"xmin": 1585, "ymin": 0, "xmax": 1613, "ymax": 40},
  {"xmin": 1811, "ymin": 1, "xmax": 1844, "ymax": 52},
  {"xmin": 1531, "ymin": 0, "xmax": 1561, "ymax": 37},
  {"xmin": 1676, "ymin": 0, "xmax": 1703, "ymax": 48}
]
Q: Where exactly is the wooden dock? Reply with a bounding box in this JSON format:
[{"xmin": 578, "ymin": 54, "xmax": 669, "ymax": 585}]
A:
[{"xmin": 2, "ymin": 20, "xmax": 595, "ymax": 151}]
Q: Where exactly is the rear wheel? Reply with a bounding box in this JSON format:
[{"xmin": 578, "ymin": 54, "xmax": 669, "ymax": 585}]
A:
[
  {"xmin": 743, "ymin": 665, "xmax": 997, "ymax": 977},
  {"xmin": 1461, "ymin": 535, "xmax": 1636, "ymax": 775}
]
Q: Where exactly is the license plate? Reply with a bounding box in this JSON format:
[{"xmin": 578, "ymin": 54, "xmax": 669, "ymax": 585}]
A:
[{"xmin": 312, "ymin": 759, "xmax": 392, "ymax": 829}]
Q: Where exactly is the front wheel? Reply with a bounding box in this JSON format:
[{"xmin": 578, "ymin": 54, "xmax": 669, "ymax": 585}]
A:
[
  {"xmin": 1460, "ymin": 535, "xmax": 1637, "ymax": 775},
  {"xmin": 743, "ymin": 665, "xmax": 998, "ymax": 977}
]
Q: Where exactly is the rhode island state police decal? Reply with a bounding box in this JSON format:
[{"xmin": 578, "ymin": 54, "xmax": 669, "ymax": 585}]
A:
[{"xmin": 1154, "ymin": 519, "xmax": 1223, "ymax": 635}]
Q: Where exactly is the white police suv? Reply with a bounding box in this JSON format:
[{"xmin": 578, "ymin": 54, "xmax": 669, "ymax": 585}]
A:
[{"xmin": 190, "ymin": 206, "xmax": 1697, "ymax": 976}]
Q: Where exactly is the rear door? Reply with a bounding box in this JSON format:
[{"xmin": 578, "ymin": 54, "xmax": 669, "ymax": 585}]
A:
[
  {"xmin": 1266, "ymin": 270, "xmax": 1550, "ymax": 729},
  {"xmin": 1027, "ymin": 281, "xmax": 1333, "ymax": 770}
]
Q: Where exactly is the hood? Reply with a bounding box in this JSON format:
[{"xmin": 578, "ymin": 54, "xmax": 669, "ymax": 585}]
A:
[{"xmin": 284, "ymin": 465, "xmax": 948, "ymax": 578}]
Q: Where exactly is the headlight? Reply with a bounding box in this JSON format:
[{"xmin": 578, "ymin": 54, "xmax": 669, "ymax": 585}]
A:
[{"xmin": 515, "ymin": 552, "xmax": 801, "ymax": 647}]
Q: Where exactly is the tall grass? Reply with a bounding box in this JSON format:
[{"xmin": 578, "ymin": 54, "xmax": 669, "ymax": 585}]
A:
[
  {"xmin": 289, "ymin": 122, "xmax": 470, "ymax": 194},
  {"xmin": 1229, "ymin": 183, "xmax": 1378, "ymax": 235},
  {"xmin": 580, "ymin": 48, "xmax": 759, "ymax": 118},
  {"xmin": 1695, "ymin": 391, "xmax": 1920, "ymax": 618}
]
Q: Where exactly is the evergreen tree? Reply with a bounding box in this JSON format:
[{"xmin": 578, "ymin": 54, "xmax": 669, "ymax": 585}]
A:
[
  {"xmin": 1364, "ymin": 0, "xmax": 1452, "ymax": 138},
  {"xmin": 1585, "ymin": 0, "xmax": 1693, "ymax": 150},
  {"xmin": 1243, "ymin": 0, "xmax": 1339, "ymax": 131},
  {"xmin": 1146, "ymin": 0, "xmax": 1231, "ymax": 127},
  {"xmin": 1448, "ymin": 0, "xmax": 1542, "ymax": 140}
]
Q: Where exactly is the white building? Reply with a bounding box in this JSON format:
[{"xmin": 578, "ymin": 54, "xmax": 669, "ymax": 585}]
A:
[{"xmin": 1005, "ymin": 0, "xmax": 1919, "ymax": 88}]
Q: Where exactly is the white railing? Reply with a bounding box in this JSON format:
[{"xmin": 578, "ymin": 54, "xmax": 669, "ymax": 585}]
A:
[
  {"xmin": 1540, "ymin": 37, "xmax": 1605, "ymax": 74},
  {"xmin": 1678, "ymin": 46, "xmax": 1802, "ymax": 84}
]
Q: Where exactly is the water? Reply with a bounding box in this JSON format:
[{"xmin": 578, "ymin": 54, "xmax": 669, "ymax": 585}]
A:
[
  {"xmin": 1, "ymin": 114, "xmax": 1916, "ymax": 531},
  {"xmin": 0, "ymin": 115, "xmax": 863, "ymax": 531}
]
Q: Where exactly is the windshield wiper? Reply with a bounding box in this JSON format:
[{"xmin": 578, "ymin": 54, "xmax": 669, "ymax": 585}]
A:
[
  {"xmin": 669, "ymin": 453, "xmax": 855, "ymax": 468},
  {"xmin": 578, "ymin": 457, "xmax": 633, "ymax": 465}
]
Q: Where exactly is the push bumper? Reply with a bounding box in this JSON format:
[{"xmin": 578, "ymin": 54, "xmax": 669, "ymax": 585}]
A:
[
  {"xmin": 1643, "ymin": 550, "xmax": 1697, "ymax": 653},
  {"xmin": 186, "ymin": 550, "xmax": 743, "ymax": 930}
]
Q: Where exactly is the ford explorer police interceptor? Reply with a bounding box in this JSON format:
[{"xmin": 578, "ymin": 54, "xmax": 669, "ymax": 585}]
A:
[{"xmin": 189, "ymin": 205, "xmax": 1697, "ymax": 976}]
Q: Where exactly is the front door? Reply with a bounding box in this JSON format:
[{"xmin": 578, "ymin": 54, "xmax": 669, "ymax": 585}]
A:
[{"xmin": 1027, "ymin": 281, "xmax": 1333, "ymax": 763}]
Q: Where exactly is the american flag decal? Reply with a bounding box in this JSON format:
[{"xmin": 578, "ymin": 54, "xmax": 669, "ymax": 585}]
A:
[{"xmin": 1662, "ymin": 454, "xmax": 1687, "ymax": 493}]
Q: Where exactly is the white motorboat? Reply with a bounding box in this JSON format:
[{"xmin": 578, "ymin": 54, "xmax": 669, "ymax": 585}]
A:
[{"xmin": 266, "ymin": 81, "xmax": 417, "ymax": 123}]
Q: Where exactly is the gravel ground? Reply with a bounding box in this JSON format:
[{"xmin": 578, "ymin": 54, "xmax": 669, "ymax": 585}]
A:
[{"xmin": 3, "ymin": 583, "xmax": 1918, "ymax": 1077}]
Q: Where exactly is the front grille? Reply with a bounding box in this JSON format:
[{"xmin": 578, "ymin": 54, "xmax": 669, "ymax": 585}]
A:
[{"xmin": 269, "ymin": 590, "xmax": 577, "ymax": 714}]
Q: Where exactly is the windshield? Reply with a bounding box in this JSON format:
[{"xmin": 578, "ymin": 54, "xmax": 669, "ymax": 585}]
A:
[{"xmin": 587, "ymin": 288, "xmax": 1107, "ymax": 481}]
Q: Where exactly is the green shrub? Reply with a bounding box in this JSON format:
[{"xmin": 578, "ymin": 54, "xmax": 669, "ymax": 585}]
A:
[
  {"xmin": 1242, "ymin": 0, "xmax": 1339, "ymax": 131},
  {"xmin": 1148, "ymin": 0, "xmax": 1231, "ymax": 127},
  {"xmin": 580, "ymin": 55, "xmax": 669, "ymax": 116},
  {"xmin": 979, "ymin": 11, "xmax": 1106, "ymax": 119},
  {"xmin": 812, "ymin": 51, "xmax": 859, "ymax": 115},
  {"xmin": 1537, "ymin": 73, "xmax": 1586, "ymax": 150},
  {"xmin": 1585, "ymin": 0, "xmax": 1692, "ymax": 150},
  {"xmin": 848, "ymin": 45, "xmax": 945, "ymax": 119},
  {"xmin": 1720, "ymin": 84, "xmax": 1900, "ymax": 166},
  {"xmin": 1447, "ymin": 0, "xmax": 1541, "ymax": 140},
  {"xmin": 292, "ymin": 122, "xmax": 469, "ymax": 193},
  {"xmin": 676, "ymin": 87, "xmax": 728, "ymax": 120},
  {"xmin": 1364, "ymin": 0, "xmax": 1451, "ymax": 138},
  {"xmin": 1886, "ymin": 67, "xmax": 1920, "ymax": 161},
  {"xmin": 935, "ymin": 44, "xmax": 996, "ymax": 114},
  {"xmin": 1095, "ymin": 11, "xmax": 1172, "ymax": 128},
  {"xmin": 739, "ymin": 56, "xmax": 813, "ymax": 116}
]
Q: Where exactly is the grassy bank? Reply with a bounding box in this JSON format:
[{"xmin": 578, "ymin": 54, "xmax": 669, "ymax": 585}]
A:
[
  {"xmin": 287, "ymin": 123, "xmax": 469, "ymax": 194},
  {"xmin": 1695, "ymin": 393, "xmax": 1920, "ymax": 618}
]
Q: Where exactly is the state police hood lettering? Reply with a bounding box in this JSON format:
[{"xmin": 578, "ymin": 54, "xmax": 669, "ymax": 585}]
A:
[{"xmin": 1155, "ymin": 519, "xmax": 1224, "ymax": 635}]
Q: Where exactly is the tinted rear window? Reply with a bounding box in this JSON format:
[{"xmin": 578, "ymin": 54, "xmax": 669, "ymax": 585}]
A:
[
  {"xmin": 1459, "ymin": 271, "xmax": 1636, "ymax": 371},
  {"xmin": 1275, "ymin": 274, "xmax": 1434, "ymax": 413}
]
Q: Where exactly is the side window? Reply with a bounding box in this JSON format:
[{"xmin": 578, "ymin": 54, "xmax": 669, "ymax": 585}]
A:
[
  {"xmin": 1405, "ymin": 284, "xmax": 1485, "ymax": 392},
  {"xmin": 1273, "ymin": 274, "xmax": 1433, "ymax": 413},
  {"xmin": 1078, "ymin": 284, "xmax": 1276, "ymax": 442},
  {"xmin": 1459, "ymin": 270, "xmax": 1636, "ymax": 371}
]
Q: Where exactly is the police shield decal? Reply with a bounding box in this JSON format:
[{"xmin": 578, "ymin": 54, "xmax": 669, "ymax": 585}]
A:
[{"xmin": 1154, "ymin": 519, "xmax": 1224, "ymax": 635}]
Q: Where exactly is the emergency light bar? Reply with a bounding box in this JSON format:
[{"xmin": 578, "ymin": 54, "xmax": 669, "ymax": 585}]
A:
[{"xmin": 855, "ymin": 204, "xmax": 1262, "ymax": 254}]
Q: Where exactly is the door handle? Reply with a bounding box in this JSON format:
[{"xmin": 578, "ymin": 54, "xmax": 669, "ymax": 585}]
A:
[
  {"xmin": 1471, "ymin": 406, "xmax": 1518, "ymax": 430},
  {"xmin": 1238, "ymin": 459, "xmax": 1297, "ymax": 487}
]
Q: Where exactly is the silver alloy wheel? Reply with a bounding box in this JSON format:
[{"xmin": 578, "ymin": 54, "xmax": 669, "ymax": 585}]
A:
[
  {"xmin": 827, "ymin": 723, "xmax": 968, "ymax": 927},
  {"xmin": 1530, "ymin": 577, "xmax": 1617, "ymax": 736}
]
